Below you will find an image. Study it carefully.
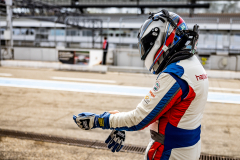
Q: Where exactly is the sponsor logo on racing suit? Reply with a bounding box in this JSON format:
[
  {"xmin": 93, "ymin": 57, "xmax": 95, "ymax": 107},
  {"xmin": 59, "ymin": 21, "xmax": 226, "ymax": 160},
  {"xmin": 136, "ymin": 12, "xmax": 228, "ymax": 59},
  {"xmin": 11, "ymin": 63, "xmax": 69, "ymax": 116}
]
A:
[
  {"xmin": 98, "ymin": 118, "xmax": 104, "ymax": 127},
  {"xmin": 195, "ymin": 74, "xmax": 208, "ymax": 81},
  {"xmin": 144, "ymin": 96, "xmax": 151, "ymax": 104},
  {"xmin": 153, "ymin": 81, "xmax": 160, "ymax": 91}
]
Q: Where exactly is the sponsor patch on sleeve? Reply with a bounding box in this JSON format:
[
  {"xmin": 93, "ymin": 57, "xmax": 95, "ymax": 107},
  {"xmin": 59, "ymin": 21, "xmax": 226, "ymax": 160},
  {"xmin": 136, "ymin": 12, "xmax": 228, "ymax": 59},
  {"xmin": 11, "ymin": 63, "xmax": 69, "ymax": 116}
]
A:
[
  {"xmin": 149, "ymin": 90, "xmax": 155, "ymax": 97},
  {"xmin": 153, "ymin": 81, "xmax": 160, "ymax": 91},
  {"xmin": 144, "ymin": 95, "xmax": 151, "ymax": 104}
]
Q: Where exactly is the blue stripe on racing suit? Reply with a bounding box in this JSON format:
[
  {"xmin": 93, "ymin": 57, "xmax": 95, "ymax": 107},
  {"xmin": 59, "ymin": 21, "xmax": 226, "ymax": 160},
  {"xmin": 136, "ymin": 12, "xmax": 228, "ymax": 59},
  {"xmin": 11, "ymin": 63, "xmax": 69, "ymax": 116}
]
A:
[
  {"xmin": 160, "ymin": 123, "xmax": 201, "ymax": 160},
  {"xmin": 113, "ymin": 82, "xmax": 181, "ymax": 131}
]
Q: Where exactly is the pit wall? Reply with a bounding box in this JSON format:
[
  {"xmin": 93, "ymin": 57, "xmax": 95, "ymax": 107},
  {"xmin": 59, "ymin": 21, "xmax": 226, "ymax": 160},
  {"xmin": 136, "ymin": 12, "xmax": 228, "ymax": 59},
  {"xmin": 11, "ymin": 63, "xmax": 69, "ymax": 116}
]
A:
[
  {"xmin": 112, "ymin": 49, "xmax": 240, "ymax": 71},
  {"xmin": 13, "ymin": 47, "xmax": 113, "ymax": 66},
  {"xmin": 7, "ymin": 47, "xmax": 240, "ymax": 71},
  {"xmin": 199, "ymin": 55, "xmax": 240, "ymax": 71}
]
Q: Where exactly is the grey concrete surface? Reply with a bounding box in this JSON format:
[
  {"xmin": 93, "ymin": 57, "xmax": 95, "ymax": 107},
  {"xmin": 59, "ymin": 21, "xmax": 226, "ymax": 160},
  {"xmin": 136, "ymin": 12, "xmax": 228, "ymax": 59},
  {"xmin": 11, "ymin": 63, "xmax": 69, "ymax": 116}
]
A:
[
  {"xmin": 1, "ymin": 61, "xmax": 108, "ymax": 73},
  {"xmin": 0, "ymin": 67, "xmax": 240, "ymax": 159}
]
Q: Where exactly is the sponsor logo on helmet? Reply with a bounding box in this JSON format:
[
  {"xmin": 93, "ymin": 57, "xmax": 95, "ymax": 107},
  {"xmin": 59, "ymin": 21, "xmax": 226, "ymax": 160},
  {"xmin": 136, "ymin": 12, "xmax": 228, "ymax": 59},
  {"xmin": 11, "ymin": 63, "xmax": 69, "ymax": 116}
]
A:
[
  {"xmin": 179, "ymin": 23, "xmax": 187, "ymax": 30},
  {"xmin": 153, "ymin": 81, "xmax": 160, "ymax": 91}
]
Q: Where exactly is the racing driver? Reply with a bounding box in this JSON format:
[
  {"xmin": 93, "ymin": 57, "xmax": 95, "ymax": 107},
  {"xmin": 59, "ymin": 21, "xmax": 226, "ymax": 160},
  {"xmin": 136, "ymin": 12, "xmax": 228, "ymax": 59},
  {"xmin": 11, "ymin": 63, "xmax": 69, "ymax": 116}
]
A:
[{"xmin": 73, "ymin": 9, "xmax": 209, "ymax": 160}]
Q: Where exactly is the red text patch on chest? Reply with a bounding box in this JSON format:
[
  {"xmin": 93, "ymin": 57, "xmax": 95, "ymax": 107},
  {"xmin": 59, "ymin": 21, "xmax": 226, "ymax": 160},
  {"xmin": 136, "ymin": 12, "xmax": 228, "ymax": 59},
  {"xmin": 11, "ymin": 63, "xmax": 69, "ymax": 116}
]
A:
[{"xmin": 195, "ymin": 74, "xmax": 208, "ymax": 81}]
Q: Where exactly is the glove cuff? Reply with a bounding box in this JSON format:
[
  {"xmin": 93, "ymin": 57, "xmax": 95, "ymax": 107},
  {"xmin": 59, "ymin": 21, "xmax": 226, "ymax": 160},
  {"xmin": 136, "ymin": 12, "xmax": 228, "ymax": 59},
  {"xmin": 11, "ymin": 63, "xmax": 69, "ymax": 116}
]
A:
[{"xmin": 94, "ymin": 112, "xmax": 110, "ymax": 129}]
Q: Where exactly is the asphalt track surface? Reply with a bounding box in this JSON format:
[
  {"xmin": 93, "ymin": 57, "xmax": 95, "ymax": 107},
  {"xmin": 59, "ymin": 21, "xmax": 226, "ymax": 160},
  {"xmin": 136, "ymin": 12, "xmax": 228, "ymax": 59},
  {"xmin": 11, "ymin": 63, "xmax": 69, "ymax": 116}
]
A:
[{"xmin": 0, "ymin": 67, "xmax": 240, "ymax": 159}]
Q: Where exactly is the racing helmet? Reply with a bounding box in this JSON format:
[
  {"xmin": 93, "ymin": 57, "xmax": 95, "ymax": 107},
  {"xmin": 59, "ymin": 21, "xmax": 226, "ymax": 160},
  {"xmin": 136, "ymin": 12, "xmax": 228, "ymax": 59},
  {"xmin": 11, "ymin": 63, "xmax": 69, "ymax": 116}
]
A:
[{"xmin": 138, "ymin": 9, "xmax": 191, "ymax": 75}]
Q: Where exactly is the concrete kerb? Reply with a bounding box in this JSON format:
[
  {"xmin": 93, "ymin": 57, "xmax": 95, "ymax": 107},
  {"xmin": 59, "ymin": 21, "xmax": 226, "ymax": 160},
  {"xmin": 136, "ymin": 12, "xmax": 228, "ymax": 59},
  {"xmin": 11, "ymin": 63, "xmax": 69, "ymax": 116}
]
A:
[
  {"xmin": 108, "ymin": 66, "xmax": 150, "ymax": 74},
  {"xmin": 1, "ymin": 60, "xmax": 61, "ymax": 70},
  {"xmin": 1, "ymin": 60, "xmax": 108, "ymax": 73}
]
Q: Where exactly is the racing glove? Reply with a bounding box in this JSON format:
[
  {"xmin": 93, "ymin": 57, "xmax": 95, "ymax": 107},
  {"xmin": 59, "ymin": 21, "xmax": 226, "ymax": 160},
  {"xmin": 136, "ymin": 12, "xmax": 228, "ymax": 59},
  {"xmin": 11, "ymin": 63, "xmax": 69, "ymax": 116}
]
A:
[
  {"xmin": 73, "ymin": 112, "xmax": 110, "ymax": 130},
  {"xmin": 105, "ymin": 130, "xmax": 125, "ymax": 152}
]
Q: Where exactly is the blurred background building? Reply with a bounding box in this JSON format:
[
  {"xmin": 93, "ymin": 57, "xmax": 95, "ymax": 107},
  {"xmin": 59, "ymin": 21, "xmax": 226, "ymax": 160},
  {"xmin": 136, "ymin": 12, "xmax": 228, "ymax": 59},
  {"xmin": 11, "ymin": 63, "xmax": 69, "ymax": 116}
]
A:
[{"xmin": 0, "ymin": 0, "xmax": 240, "ymax": 70}]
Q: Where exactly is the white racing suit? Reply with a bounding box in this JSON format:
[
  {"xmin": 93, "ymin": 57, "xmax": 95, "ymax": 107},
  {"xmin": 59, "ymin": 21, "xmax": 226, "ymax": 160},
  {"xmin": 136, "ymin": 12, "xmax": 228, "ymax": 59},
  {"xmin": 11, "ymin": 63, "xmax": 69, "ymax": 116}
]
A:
[{"xmin": 107, "ymin": 55, "xmax": 209, "ymax": 160}]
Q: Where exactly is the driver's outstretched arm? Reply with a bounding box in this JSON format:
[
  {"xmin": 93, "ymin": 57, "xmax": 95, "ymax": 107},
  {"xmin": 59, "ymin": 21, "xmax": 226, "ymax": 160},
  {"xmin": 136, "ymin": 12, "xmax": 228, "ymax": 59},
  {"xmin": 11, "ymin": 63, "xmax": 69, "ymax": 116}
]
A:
[{"xmin": 73, "ymin": 73, "xmax": 186, "ymax": 131}]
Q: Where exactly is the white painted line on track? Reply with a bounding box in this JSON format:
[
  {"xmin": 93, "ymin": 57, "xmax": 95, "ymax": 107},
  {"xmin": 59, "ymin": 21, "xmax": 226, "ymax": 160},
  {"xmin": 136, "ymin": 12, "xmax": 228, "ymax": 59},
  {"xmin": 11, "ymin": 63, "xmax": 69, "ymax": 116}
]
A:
[
  {"xmin": 207, "ymin": 92, "xmax": 240, "ymax": 104},
  {"xmin": 0, "ymin": 73, "xmax": 12, "ymax": 77},
  {"xmin": 0, "ymin": 77, "xmax": 240, "ymax": 104},
  {"xmin": 209, "ymin": 87, "xmax": 240, "ymax": 92},
  {"xmin": 0, "ymin": 77, "xmax": 148, "ymax": 97},
  {"xmin": 51, "ymin": 77, "xmax": 116, "ymax": 84}
]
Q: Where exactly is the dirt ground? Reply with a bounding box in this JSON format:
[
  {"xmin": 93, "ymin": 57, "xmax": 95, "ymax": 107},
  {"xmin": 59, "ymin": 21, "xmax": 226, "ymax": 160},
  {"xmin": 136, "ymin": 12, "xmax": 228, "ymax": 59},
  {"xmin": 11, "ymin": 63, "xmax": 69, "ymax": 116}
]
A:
[
  {"xmin": 0, "ymin": 67, "xmax": 240, "ymax": 159},
  {"xmin": 0, "ymin": 137, "xmax": 143, "ymax": 160}
]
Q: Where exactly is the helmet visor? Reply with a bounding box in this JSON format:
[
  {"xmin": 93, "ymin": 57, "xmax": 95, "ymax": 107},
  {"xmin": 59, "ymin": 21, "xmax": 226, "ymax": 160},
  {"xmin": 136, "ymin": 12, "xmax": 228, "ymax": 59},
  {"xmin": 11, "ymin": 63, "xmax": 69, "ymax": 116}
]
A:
[
  {"xmin": 139, "ymin": 19, "xmax": 152, "ymax": 38},
  {"xmin": 138, "ymin": 27, "xmax": 160, "ymax": 60}
]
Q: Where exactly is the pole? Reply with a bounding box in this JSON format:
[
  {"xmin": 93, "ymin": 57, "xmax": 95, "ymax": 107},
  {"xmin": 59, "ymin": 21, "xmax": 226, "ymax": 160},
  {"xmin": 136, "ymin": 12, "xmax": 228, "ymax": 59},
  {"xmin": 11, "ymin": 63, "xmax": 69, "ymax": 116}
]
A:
[
  {"xmin": 54, "ymin": 21, "xmax": 56, "ymax": 47},
  {"xmin": 100, "ymin": 20, "xmax": 102, "ymax": 49},
  {"xmin": 119, "ymin": 17, "xmax": 122, "ymax": 48},
  {"xmin": 0, "ymin": 14, "xmax": 1, "ymax": 66},
  {"xmin": 6, "ymin": 0, "xmax": 13, "ymax": 59},
  {"xmin": 92, "ymin": 20, "xmax": 94, "ymax": 48},
  {"xmin": 229, "ymin": 18, "xmax": 232, "ymax": 53},
  {"xmin": 107, "ymin": 17, "xmax": 110, "ymax": 40},
  {"xmin": 189, "ymin": 0, "xmax": 196, "ymax": 17},
  {"xmin": 65, "ymin": 24, "xmax": 67, "ymax": 47},
  {"xmin": 215, "ymin": 18, "xmax": 219, "ymax": 53}
]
